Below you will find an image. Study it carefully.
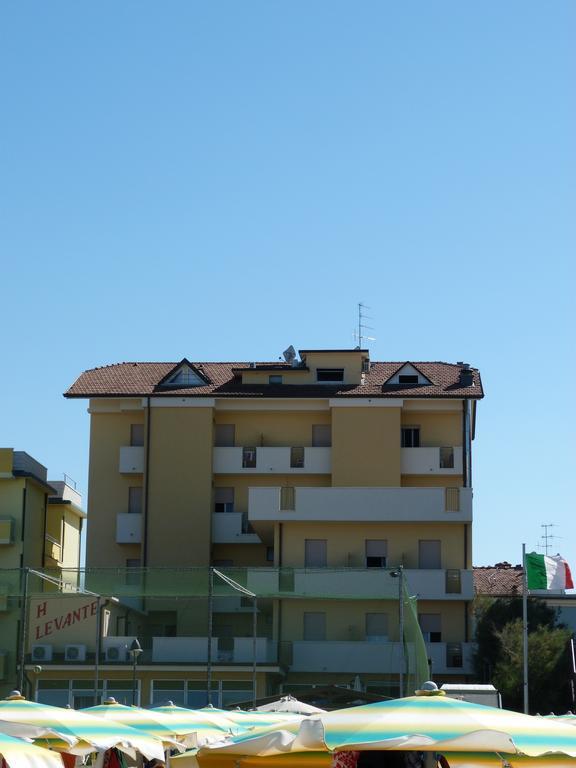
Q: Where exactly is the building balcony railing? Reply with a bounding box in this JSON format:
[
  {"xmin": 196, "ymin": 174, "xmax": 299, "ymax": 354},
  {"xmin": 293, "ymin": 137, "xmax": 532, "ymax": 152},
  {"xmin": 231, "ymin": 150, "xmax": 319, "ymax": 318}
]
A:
[
  {"xmin": 249, "ymin": 486, "xmax": 472, "ymax": 524},
  {"xmin": 152, "ymin": 636, "xmax": 276, "ymax": 663},
  {"xmin": 242, "ymin": 568, "xmax": 473, "ymax": 601},
  {"xmin": 212, "ymin": 513, "xmax": 262, "ymax": 544},
  {"xmin": 119, "ymin": 447, "xmax": 145, "ymax": 474},
  {"xmin": 116, "ymin": 513, "xmax": 142, "ymax": 544},
  {"xmin": 213, "ymin": 447, "xmax": 331, "ymax": 474},
  {"xmin": 401, "ymin": 447, "xmax": 463, "ymax": 475}
]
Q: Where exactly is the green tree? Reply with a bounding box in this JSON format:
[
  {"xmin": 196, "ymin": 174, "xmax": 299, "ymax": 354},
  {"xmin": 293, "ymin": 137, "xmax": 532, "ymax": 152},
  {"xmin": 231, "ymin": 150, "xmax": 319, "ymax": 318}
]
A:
[{"xmin": 474, "ymin": 597, "xmax": 572, "ymax": 713}]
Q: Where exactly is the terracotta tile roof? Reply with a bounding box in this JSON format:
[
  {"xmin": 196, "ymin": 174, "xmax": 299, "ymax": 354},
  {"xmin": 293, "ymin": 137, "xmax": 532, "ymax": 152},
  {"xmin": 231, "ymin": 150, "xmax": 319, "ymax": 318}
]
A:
[
  {"xmin": 64, "ymin": 360, "xmax": 483, "ymax": 400},
  {"xmin": 474, "ymin": 563, "xmax": 524, "ymax": 597}
]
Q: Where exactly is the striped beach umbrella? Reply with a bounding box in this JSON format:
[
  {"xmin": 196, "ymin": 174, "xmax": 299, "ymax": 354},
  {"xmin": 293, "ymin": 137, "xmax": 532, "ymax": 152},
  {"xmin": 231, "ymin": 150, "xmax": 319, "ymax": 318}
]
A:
[
  {"xmin": 194, "ymin": 690, "xmax": 576, "ymax": 760},
  {"xmin": 0, "ymin": 694, "xmax": 163, "ymax": 760},
  {"xmin": 82, "ymin": 699, "xmax": 193, "ymax": 748},
  {"xmin": 151, "ymin": 704, "xmax": 242, "ymax": 745},
  {"xmin": 253, "ymin": 697, "xmax": 326, "ymax": 716},
  {"xmin": 0, "ymin": 730, "xmax": 64, "ymax": 768}
]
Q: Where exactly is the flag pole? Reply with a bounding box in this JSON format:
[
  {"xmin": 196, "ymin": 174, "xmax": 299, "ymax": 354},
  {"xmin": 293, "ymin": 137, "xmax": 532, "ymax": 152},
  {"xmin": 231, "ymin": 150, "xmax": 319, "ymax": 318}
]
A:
[{"xmin": 522, "ymin": 542, "xmax": 529, "ymax": 714}]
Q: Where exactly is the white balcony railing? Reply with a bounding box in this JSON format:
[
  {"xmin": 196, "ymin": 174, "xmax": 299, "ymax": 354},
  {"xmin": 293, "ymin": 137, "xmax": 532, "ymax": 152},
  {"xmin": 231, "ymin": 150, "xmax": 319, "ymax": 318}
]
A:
[
  {"xmin": 212, "ymin": 513, "xmax": 261, "ymax": 544},
  {"xmin": 249, "ymin": 486, "xmax": 472, "ymax": 523},
  {"xmin": 290, "ymin": 640, "xmax": 405, "ymax": 673},
  {"xmin": 213, "ymin": 447, "xmax": 331, "ymax": 474},
  {"xmin": 119, "ymin": 447, "xmax": 145, "ymax": 474},
  {"xmin": 401, "ymin": 447, "xmax": 463, "ymax": 475},
  {"xmin": 116, "ymin": 513, "xmax": 142, "ymax": 544},
  {"xmin": 152, "ymin": 636, "xmax": 276, "ymax": 663}
]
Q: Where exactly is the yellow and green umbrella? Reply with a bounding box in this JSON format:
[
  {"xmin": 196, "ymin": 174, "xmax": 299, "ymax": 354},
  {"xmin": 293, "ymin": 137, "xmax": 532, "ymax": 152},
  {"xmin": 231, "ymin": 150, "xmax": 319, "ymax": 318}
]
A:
[
  {"xmin": 0, "ymin": 694, "xmax": 163, "ymax": 760},
  {"xmin": 151, "ymin": 704, "xmax": 242, "ymax": 745},
  {"xmin": 0, "ymin": 730, "xmax": 64, "ymax": 768},
  {"xmin": 82, "ymin": 699, "xmax": 193, "ymax": 748},
  {"xmin": 194, "ymin": 691, "xmax": 576, "ymax": 760}
]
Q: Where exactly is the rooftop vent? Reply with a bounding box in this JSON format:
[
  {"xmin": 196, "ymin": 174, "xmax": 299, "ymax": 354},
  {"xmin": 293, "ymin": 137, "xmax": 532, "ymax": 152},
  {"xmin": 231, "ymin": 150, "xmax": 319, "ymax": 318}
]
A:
[{"xmin": 459, "ymin": 365, "xmax": 474, "ymax": 387}]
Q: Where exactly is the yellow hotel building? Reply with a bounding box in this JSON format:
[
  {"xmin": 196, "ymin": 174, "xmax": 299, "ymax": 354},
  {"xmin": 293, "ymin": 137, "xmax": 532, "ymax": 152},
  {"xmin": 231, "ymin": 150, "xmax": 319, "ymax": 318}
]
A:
[
  {"xmin": 46, "ymin": 348, "xmax": 483, "ymax": 708},
  {"xmin": 0, "ymin": 448, "xmax": 85, "ymax": 695}
]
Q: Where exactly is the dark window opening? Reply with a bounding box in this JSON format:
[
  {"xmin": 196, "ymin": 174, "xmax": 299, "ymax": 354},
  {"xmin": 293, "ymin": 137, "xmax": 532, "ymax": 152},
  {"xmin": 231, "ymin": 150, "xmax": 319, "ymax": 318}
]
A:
[
  {"xmin": 401, "ymin": 427, "xmax": 420, "ymax": 448},
  {"xmin": 399, "ymin": 374, "xmax": 419, "ymax": 384},
  {"xmin": 316, "ymin": 369, "xmax": 344, "ymax": 382}
]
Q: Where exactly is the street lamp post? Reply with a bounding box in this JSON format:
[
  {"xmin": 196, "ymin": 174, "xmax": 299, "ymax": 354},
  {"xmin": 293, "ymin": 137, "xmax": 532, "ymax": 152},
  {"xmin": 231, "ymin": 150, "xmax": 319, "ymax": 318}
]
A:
[{"xmin": 129, "ymin": 638, "xmax": 142, "ymax": 705}]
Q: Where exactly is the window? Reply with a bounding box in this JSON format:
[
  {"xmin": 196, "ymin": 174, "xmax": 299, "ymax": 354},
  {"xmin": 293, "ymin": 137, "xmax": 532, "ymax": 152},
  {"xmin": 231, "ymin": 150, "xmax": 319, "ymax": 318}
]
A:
[
  {"xmin": 401, "ymin": 427, "xmax": 420, "ymax": 447},
  {"xmin": 128, "ymin": 487, "xmax": 143, "ymax": 514},
  {"xmin": 419, "ymin": 613, "xmax": 442, "ymax": 643},
  {"xmin": 269, "ymin": 375, "xmax": 283, "ymax": 385},
  {"xmin": 280, "ymin": 486, "xmax": 295, "ymax": 511},
  {"xmin": 163, "ymin": 366, "xmax": 205, "ymax": 387},
  {"xmin": 242, "ymin": 447, "xmax": 257, "ymax": 468},
  {"xmin": 214, "ymin": 424, "xmax": 235, "ymax": 447},
  {"xmin": 446, "ymin": 642, "xmax": 463, "ymax": 668},
  {"xmin": 214, "ymin": 488, "xmax": 234, "ymax": 513},
  {"xmin": 152, "ymin": 680, "xmax": 185, "ymax": 707},
  {"xmin": 290, "ymin": 447, "xmax": 305, "ymax": 468},
  {"xmin": 398, "ymin": 374, "xmax": 419, "ymax": 384},
  {"xmin": 445, "ymin": 569, "xmax": 462, "ymax": 594},
  {"xmin": 440, "ymin": 447, "xmax": 454, "ymax": 469},
  {"xmin": 130, "ymin": 424, "xmax": 144, "ymax": 447},
  {"xmin": 305, "ymin": 539, "xmax": 327, "ymax": 568},
  {"xmin": 316, "ymin": 368, "xmax": 344, "ymax": 383},
  {"xmin": 365, "ymin": 540, "xmax": 387, "ymax": 568},
  {"xmin": 419, "ymin": 540, "xmax": 441, "ymax": 569},
  {"xmin": 303, "ymin": 612, "xmax": 326, "ymax": 640},
  {"xmin": 266, "ymin": 546, "xmax": 274, "ymax": 563},
  {"xmin": 312, "ymin": 424, "xmax": 331, "ymax": 447},
  {"xmin": 365, "ymin": 613, "xmax": 388, "ymax": 641}
]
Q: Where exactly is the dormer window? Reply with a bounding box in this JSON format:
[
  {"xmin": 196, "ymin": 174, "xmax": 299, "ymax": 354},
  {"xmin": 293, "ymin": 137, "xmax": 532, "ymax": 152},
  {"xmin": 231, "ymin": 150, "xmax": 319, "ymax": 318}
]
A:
[
  {"xmin": 317, "ymin": 369, "xmax": 344, "ymax": 383},
  {"xmin": 398, "ymin": 374, "xmax": 419, "ymax": 384},
  {"xmin": 384, "ymin": 363, "xmax": 432, "ymax": 387},
  {"xmin": 157, "ymin": 359, "xmax": 210, "ymax": 389}
]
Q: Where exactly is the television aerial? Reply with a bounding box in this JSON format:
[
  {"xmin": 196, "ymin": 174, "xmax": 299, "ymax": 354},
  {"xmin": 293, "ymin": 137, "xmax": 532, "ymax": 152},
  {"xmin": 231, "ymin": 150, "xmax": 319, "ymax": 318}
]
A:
[{"xmin": 282, "ymin": 345, "xmax": 297, "ymax": 364}]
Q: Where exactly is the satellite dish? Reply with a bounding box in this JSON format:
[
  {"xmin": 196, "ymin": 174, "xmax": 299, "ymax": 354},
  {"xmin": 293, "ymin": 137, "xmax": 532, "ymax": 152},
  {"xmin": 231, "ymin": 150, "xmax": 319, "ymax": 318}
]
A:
[{"xmin": 283, "ymin": 345, "xmax": 296, "ymax": 364}]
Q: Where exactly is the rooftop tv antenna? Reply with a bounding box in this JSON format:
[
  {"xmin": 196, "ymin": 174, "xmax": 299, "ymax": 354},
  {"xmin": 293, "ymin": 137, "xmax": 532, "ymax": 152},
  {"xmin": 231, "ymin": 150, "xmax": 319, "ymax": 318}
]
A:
[
  {"xmin": 354, "ymin": 302, "xmax": 376, "ymax": 348},
  {"xmin": 537, "ymin": 523, "xmax": 562, "ymax": 555},
  {"xmin": 282, "ymin": 345, "xmax": 297, "ymax": 365}
]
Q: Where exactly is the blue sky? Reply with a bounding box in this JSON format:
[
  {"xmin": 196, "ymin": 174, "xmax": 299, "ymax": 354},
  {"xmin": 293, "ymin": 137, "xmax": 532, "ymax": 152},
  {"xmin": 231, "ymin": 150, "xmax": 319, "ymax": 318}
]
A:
[{"xmin": 1, "ymin": 2, "xmax": 574, "ymax": 573}]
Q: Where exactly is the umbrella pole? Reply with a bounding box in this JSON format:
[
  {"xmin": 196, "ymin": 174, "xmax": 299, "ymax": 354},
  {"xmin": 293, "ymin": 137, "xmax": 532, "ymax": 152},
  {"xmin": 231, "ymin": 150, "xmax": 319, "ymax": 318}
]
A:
[
  {"xmin": 252, "ymin": 595, "xmax": 257, "ymax": 709},
  {"xmin": 207, "ymin": 567, "xmax": 214, "ymax": 706},
  {"xmin": 522, "ymin": 542, "xmax": 529, "ymax": 714},
  {"xmin": 18, "ymin": 567, "xmax": 29, "ymax": 694}
]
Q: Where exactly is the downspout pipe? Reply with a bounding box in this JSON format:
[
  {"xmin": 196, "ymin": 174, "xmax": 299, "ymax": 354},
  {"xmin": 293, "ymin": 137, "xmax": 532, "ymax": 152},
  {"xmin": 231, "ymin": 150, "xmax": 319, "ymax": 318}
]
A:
[{"xmin": 143, "ymin": 396, "xmax": 151, "ymax": 566}]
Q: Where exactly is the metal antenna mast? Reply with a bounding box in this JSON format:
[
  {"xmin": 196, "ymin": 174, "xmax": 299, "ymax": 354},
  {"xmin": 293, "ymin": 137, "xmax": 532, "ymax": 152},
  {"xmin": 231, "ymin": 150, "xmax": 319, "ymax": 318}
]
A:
[
  {"xmin": 355, "ymin": 302, "xmax": 376, "ymax": 348},
  {"xmin": 538, "ymin": 523, "xmax": 561, "ymax": 555}
]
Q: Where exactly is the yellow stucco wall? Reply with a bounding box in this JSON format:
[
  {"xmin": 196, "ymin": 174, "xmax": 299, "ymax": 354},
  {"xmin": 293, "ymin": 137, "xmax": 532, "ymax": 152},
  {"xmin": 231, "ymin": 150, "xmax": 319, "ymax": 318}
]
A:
[
  {"xmin": 0, "ymin": 478, "xmax": 24, "ymax": 568},
  {"xmin": 416, "ymin": 600, "xmax": 466, "ymax": 641},
  {"xmin": 280, "ymin": 522, "xmax": 467, "ymax": 569},
  {"xmin": 331, "ymin": 407, "xmax": 401, "ymax": 486},
  {"xmin": 147, "ymin": 406, "xmax": 213, "ymax": 567},
  {"xmin": 0, "ymin": 449, "xmax": 13, "ymax": 475},
  {"xmin": 281, "ymin": 599, "xmax": 399, "ymax": 641},
  {"xmin": 212, "ymin": 544, "xmax": 270, "ymax": 566},
  {"xmin": 214, "ymin": 411, "xmax": 331, "ymax": 447},
  {"xmin": 23, "ymin": 481, "xmax": 47, "ymax": 568},
  {"xmin": 87, "ymin": 411, "xmax": 144, "ymax": 567}
]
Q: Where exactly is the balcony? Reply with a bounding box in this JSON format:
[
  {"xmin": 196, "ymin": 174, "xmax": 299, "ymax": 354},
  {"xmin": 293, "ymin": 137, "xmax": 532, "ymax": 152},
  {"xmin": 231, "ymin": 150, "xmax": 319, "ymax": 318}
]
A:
[
  {"xmin": 119, "ymin": 447, "xmax": 145, "ymax": 474},
  {"xmin": 401, "ymin": 447, "xmax": 463, "ymax": 475},
  {"xmin": 44, "ymin": 534, "xmax": 62, "ymax": 563},
  {"xmin": 249, "ymin": 486, "xmax": 472, "ymax": 525},
  {"xmin": 425, "ymin": 641, "xmax": 475, "ymax": 675},
  {"xmin": 116, "ymin": 513, "xmax": 142, "ymax": 544},
  {"xmin": 289, "ymin": 640, "xmax": 408, "ymax": 673},
  {"xmin": 152, "ymin": 636, "xmax": 276, "ymax": 663},
  {"xmin": 239, "ymin": 568, "xmax": 472, "ymax": 601},
  {"xmin": 213, "ymin": 447, "xmax": 331, "ymax": 474},
  {"xmin": 212, "ymin": 513, "xmax": 262, "ymax": 544}
]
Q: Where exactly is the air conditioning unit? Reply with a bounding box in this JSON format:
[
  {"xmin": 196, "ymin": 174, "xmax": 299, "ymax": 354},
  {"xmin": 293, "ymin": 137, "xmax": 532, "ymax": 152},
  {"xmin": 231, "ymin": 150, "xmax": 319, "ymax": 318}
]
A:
[
  {"xmin": 32, "ymin": 644, "xmax": 53, "ymax": 661},
  {"xmin": 65, "ymin": 644, "xmax": 86, "ymax": 662},
  {"xmin": 105, "ymin": 645, "xmax": 127, "ymax": 662}
]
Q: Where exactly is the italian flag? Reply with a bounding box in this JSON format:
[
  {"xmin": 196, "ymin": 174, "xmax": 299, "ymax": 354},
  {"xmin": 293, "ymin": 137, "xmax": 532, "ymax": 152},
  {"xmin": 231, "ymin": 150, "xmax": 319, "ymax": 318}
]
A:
[{"xmin": 525, "ymin": 552, "xmax": 574, "ymax": 590}]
